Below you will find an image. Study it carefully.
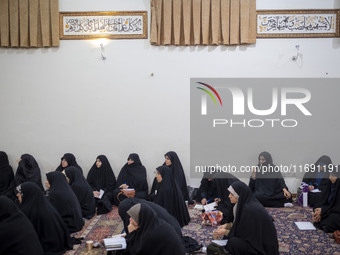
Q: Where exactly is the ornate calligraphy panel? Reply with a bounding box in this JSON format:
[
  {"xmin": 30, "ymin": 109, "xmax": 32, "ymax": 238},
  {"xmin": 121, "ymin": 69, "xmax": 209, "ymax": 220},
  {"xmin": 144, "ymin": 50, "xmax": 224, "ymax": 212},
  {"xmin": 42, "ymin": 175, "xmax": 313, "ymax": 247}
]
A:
[
  {"xmin": 257, "ymin": 10, "xmax": 339, "ymax": 38},
  {"xmin": 60, "ymin": 11, "xmax": 148, "ymax": 40}
]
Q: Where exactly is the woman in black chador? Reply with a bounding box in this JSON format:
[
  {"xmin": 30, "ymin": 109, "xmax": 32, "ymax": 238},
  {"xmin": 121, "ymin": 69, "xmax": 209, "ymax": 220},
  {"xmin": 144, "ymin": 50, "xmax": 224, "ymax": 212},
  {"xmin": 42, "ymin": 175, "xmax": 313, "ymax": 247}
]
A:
[
  {"xmin": 113, "ymin": 153, "xmax": 148, "ymax": 204},
  {"xmin": 118, "ymin": 197, "xmax": 183, "ymax": 238},
  {"xmin": 126, "ymin": 203, "xmax": 185, "ymax": 255},
  {"xmin": 87, "ymin": 155, "xmax": 116, "ymax": 214},
  {"xmin": 14, "ymin": 154, "xmax": 44, "ymax": 190},
  {"xmin": 196, "ymin": 172, "xmax": 218, "ymax": 204},
  {"xmin": 209, "ymin": 181, "xmax": 279, "ymax": 255},
  {"xmin": 8, "ymin": 153, "xmax": 44, "ymax": 200},
  {"xmin": 313, "ymin": 170, "xmax": 340, "ymax": 233},
  {"xmin": 0, "ymin": 196, "xmax": 44, "ymax": 255},
  {"xmin": 152, "ymin": 165, "xmax": 190, "ymax": 227},
  {"xmin": 55, "ymin": 153, "xmax": 83, "ymax": 173},
  {"xmin": 227, "ymin": 181, "xmax": 279, "ymax": 254},
  {"xmin": 16, "ymin": 182, "xmax": 73, "ymax": 255},
  {"xmin": 151, "ymin": 151, "xmax": 190, "ymax": 202},
  {"xmin": 302, "ymin": 155, "xmax": 333, "ymax": 207},
  {"xmin": 0, "ymin": 151, "xmax": 14, "ymax": 196},
  {"xmin": 212, "ymin": 172, "xmax": 239, "ymax": 224},
  {"xmin": 249, "ymin": 151, "xmax": 292, "ymax": 207},
  {"xmin": 46, "ymin": 171, "xmax": 84, "ymax": 234},
  {"xmin": 64, "ymin": 166, "xmax": 96, "ymax": 219}
]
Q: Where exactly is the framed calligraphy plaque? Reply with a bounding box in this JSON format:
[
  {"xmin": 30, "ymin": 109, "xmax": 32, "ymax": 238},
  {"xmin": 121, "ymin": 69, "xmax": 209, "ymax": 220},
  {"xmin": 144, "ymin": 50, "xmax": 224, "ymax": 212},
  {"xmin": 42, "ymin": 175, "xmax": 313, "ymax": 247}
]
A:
[
  {"xmin": 59, "ymin": 11, "xmax": 147, "ymax": 40},
  {"xmin": 257, "ymin": 10, "xmax": 339, "ymax": 38}
]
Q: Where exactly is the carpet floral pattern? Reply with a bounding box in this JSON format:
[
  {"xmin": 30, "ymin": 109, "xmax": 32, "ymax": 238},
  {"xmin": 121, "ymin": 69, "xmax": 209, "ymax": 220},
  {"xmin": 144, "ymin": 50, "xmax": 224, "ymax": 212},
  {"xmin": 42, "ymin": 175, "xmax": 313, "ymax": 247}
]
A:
[{"xmin": 65, "ymin": 204, "xmax": 340, "ymax": 255}]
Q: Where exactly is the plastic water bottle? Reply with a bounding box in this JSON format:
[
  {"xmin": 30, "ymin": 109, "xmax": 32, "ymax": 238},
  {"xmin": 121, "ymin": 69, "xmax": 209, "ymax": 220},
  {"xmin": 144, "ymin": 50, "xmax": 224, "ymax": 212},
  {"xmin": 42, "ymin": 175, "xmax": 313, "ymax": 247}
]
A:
[{"xmin": 302, "ymin": 183, "xmax": 308, "ymax": 207}]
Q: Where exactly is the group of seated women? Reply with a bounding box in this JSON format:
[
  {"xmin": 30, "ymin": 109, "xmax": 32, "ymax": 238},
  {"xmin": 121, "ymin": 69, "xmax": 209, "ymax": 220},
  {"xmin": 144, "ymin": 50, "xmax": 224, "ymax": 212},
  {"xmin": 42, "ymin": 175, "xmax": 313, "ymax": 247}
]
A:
[
  {"xmin": 0, "ymin": 150, "xmax": 192, "ymax": 254},
  {"xmin": 196, "ymin": 152, "xmax": 294, "ymax": 215},
  {"xmin": 1, "ymin": 149, "xmax": 339, "ymax": 255},
  {"xmin": 194, "ymin": 152, "xmax": 340, "ymax": 254}
]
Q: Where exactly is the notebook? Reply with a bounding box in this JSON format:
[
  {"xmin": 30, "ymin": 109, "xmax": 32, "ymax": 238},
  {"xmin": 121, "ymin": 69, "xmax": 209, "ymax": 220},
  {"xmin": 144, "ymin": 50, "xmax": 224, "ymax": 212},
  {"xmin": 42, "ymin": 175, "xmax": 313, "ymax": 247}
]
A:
[{"xmin": 103, "ymin": 236, "xmax": 127, "ymax": 251}]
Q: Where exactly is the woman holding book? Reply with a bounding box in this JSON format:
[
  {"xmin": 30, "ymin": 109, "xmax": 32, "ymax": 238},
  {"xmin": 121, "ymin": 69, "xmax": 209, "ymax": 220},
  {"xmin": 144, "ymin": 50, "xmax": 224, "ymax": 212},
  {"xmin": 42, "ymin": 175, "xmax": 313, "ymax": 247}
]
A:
[
  {"xmin": 302, "ymin": 155, "xmax": 333, "ymax": 207},
  {"xmin": 87, "ymin": 155, "xmax": 116, "ymax": 214},
  {"xmin": 113, "ymin": 153, "xmax": 148, "ymax": 205}
]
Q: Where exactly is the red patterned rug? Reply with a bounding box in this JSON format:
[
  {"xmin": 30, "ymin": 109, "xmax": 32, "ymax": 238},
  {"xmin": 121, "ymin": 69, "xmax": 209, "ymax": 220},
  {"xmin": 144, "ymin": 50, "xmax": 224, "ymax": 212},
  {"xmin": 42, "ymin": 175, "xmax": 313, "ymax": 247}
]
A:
[{"xmin": 65, "ymin": 204, "xmax": 340, "ymax": 255}]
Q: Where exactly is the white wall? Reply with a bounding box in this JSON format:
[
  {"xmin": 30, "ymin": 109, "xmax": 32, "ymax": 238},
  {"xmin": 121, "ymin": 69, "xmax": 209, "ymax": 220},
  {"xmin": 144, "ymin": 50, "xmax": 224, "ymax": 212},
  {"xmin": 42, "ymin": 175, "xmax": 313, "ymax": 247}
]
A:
[{"xmin": 1, "ymin": 0, "xmax": 340, "ymax": 192}]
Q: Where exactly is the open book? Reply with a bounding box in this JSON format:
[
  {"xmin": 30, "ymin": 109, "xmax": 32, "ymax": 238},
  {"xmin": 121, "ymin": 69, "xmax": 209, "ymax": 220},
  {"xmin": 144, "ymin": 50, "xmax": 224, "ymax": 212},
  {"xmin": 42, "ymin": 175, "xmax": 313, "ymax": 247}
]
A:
[{"xmin": 103, "ymin": 236, "xmax": 127, "ymax": 251}]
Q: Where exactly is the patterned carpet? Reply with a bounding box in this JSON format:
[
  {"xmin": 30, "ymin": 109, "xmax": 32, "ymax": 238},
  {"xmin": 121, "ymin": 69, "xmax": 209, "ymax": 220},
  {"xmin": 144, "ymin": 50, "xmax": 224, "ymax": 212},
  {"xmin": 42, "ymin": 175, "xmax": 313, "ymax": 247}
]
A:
[{"xmin": 65, "ymin": 203, "xmax": 340, "ymax": 255}]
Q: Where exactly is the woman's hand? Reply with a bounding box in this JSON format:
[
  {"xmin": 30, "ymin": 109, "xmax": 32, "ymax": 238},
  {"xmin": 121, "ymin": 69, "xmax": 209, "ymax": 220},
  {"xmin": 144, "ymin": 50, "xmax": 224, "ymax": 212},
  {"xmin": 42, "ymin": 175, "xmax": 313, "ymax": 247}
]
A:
[
  {"xmin": 283, "ymin": 188, "xmax": 291, "ymax": 199},
  {"xmin": 93, "ymin": 191, "xmax": 100, "ymax": 198},
  {"xmin": 201, "ymin": 198, "xmax": 207, "ymax": 205},
  {"xmin": 313, "ymin": 208, "xmax": 321, "ymax": 222},
  {"xmin": 213, "ymin": 226, "xmax": 228, "ymax": 238},
  {"xmin": 119, "ymin": 184, "xmax": 129, "ymax": 189},
  {"xmin": 251, "ymin": 166, "xmax": 256, "ymax": 179}
]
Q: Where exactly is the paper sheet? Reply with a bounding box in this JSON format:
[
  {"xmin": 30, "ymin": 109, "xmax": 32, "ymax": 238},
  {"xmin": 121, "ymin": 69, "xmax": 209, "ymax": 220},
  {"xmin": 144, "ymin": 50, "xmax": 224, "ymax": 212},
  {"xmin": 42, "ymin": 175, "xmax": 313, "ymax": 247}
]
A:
[
  {"xmin": 194, "ymin": 204, "xmax": 204, "ymax": 210},
  {"xmin": 310, "ymin": 189, "xmax": 321, "ymax": 193},
  {"xmin": 212, "ymin": 239, "xmax": 228, "ymax": 246},
  {"xmin": 203, "ymin": 202, "xmax": 217, "ymax": 212},
  {"xmin": 295, "ymin": 221, "xmax": 316, "ymax": 230},
  {"xmin": 99, "ymin": 189, "xmax": 104, "ymax": 199}
]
